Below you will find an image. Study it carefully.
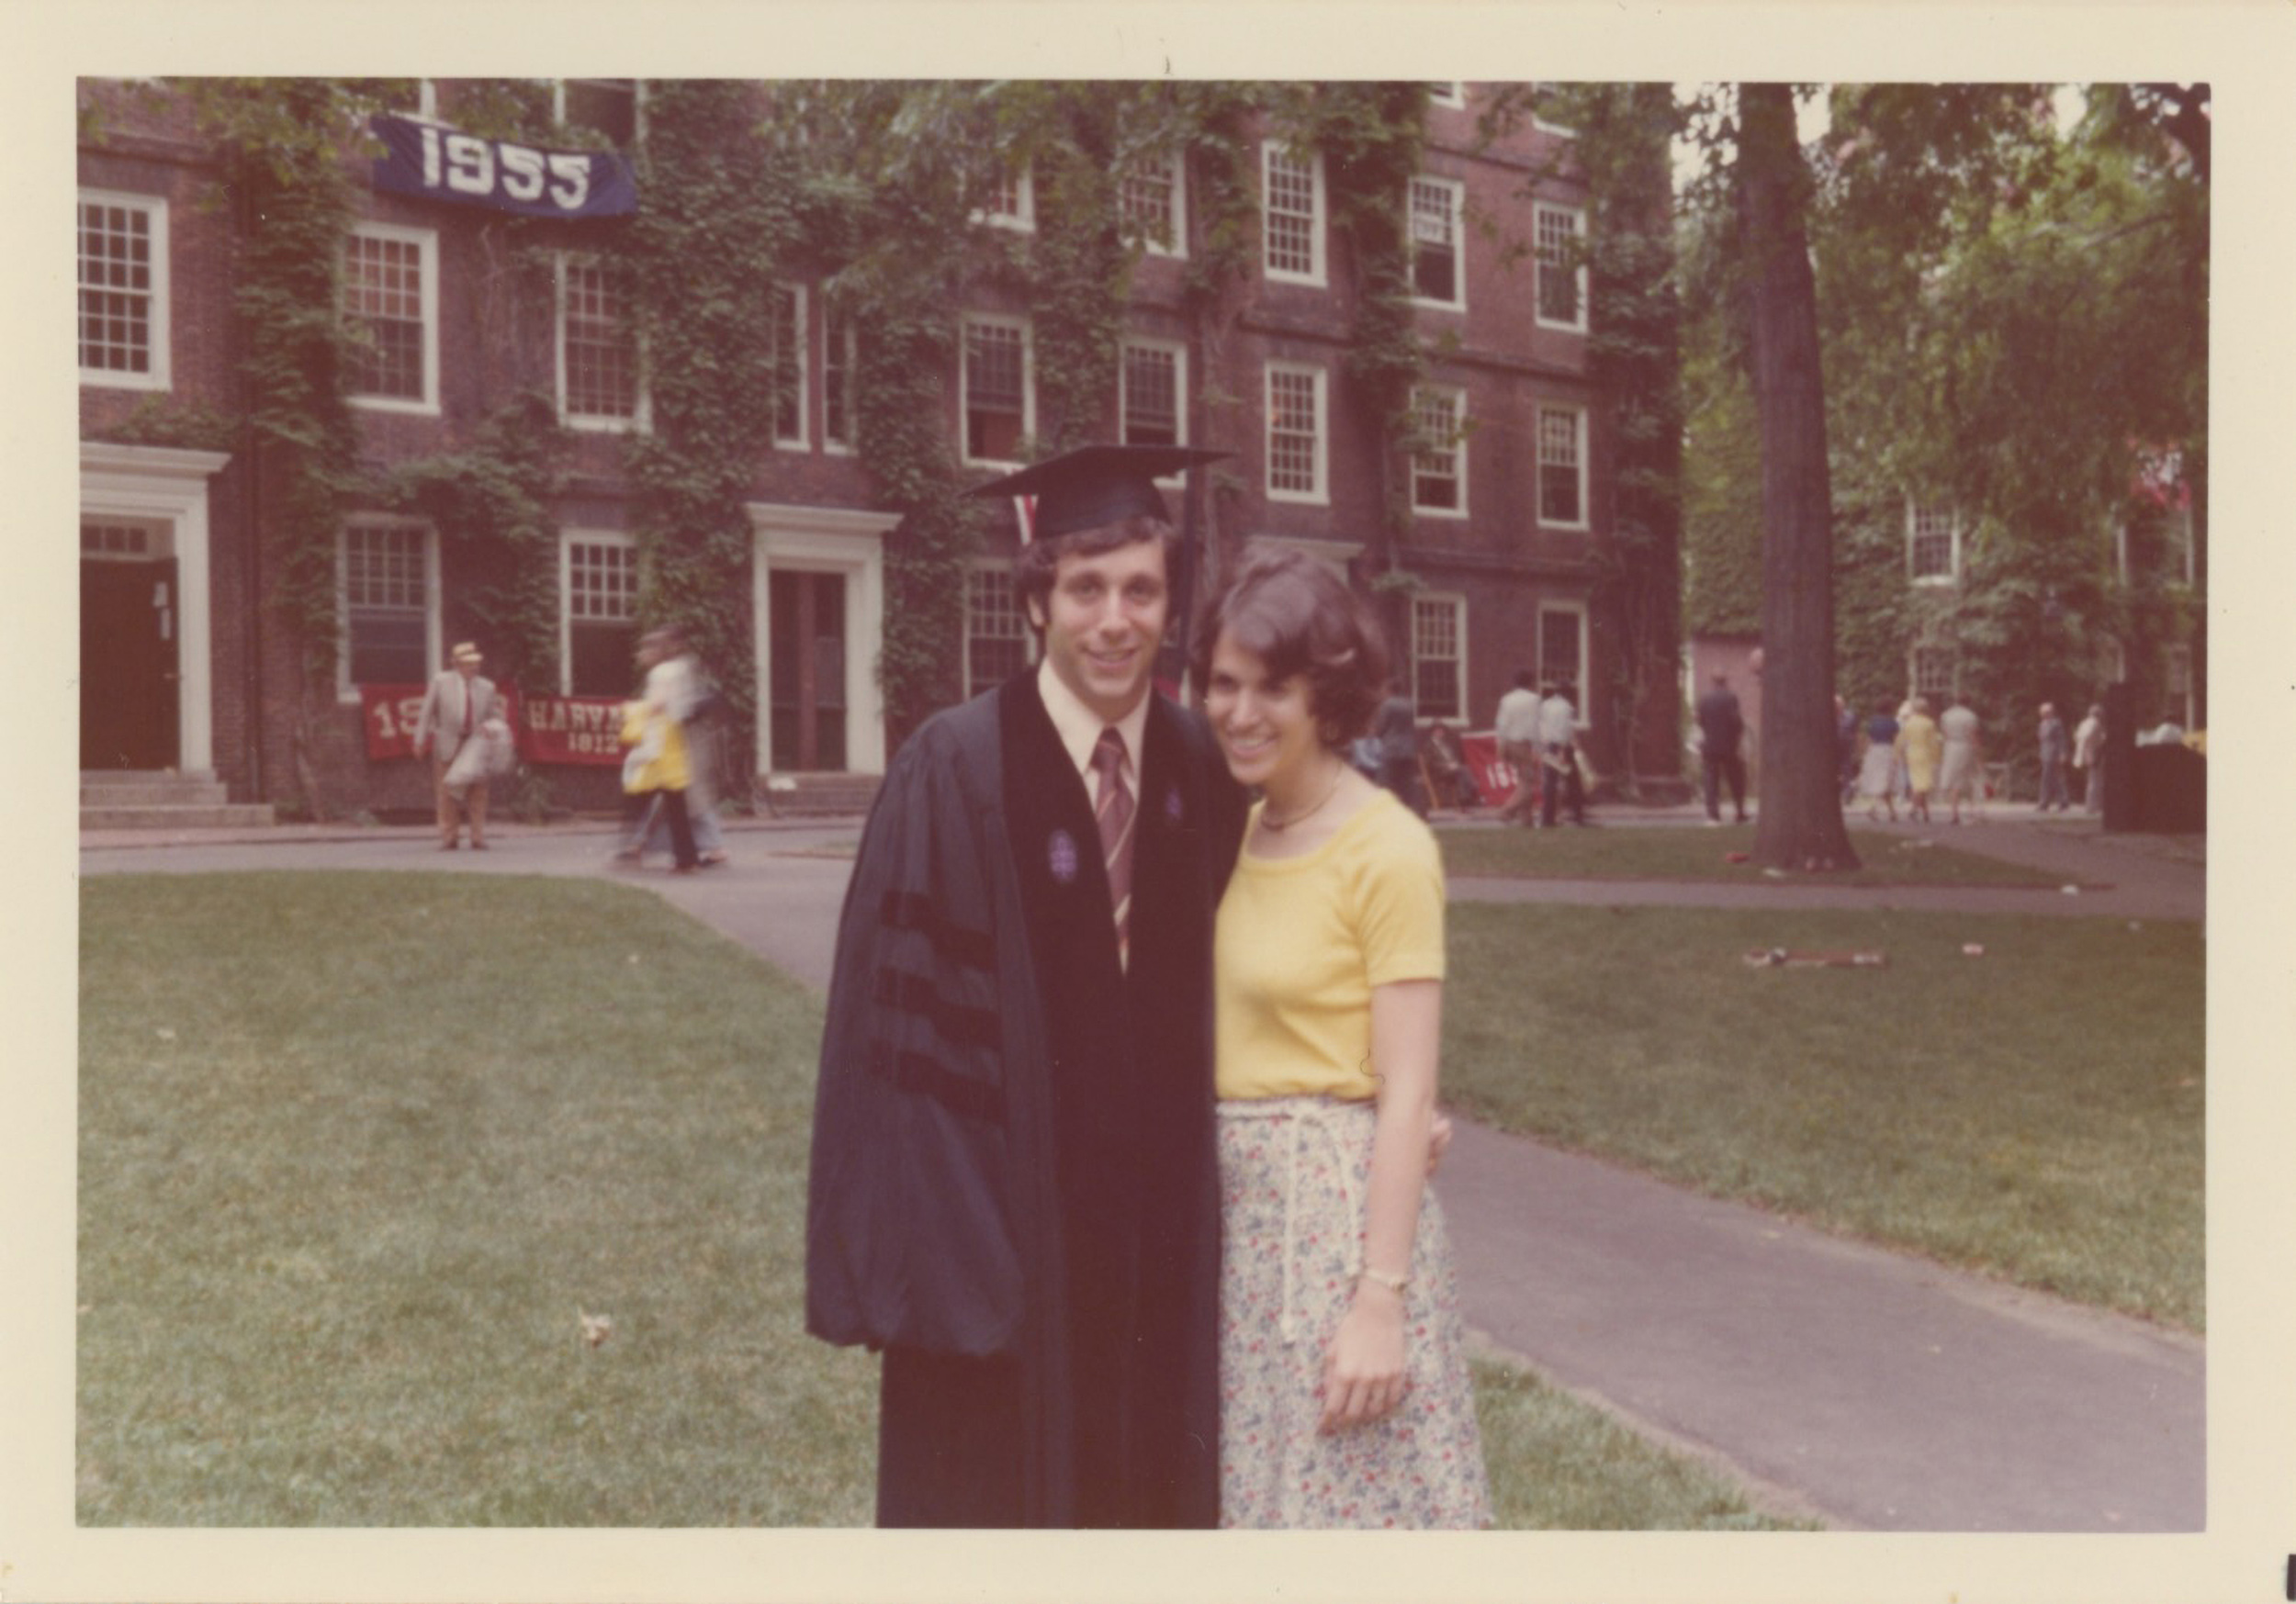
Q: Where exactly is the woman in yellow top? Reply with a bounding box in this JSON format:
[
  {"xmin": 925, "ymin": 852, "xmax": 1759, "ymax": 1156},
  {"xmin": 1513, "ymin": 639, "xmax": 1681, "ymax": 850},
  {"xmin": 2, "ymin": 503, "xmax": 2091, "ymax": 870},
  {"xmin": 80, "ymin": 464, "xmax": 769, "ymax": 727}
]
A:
[
  {"xmin": 1193, "ymin": 549, "xmax": 1490, "ymax": 1529},
  {"xmin": 1895, "ymin": 695, "xmax": 1945, "ymax": 824},
  {"xmin": 618, "ymin": 628, "xmax": 702, "ymax": 873}
]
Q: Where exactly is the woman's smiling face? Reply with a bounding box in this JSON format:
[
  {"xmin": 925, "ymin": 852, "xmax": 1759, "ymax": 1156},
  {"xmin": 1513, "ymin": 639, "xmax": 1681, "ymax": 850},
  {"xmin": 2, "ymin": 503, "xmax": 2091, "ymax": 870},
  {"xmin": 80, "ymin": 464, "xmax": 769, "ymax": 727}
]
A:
[{"xmin": 1205, "ymin": 630, "xmax": 1323, "ymax": 791}]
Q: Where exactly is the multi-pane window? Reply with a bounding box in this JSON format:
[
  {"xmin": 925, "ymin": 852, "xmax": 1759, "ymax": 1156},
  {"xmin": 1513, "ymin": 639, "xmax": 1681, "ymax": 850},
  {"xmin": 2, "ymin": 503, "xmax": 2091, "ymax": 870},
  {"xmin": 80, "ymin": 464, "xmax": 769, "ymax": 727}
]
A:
[
  {"xmin": 1121, "ymin": 341, "xmax": 1184, "ymax": 449},
  {"xmin": 1262, "ymin": 144, "xmax": 1324, "ymax": 284},
  {"xmin": 1535, "ymin": 204, "xmax": 1586, "ymax": 330},
  {"xmin": 1538, "ymin": 604, "xmax": 1586, "ymax": 700},
  {"xmin": 1908, "ymin": 503, "xmax": 1958, "ymax": 582},
  {"xmin": 340, "ymin": 523, "xmax": 432, "ymax": 691},
  {"xmin": 1911, "ymin": 645, "xmax": 1955, "ymax": 701},
  {"xmin": 82, "ymin": 521, "xmax": 156, "ymax": 558},
  {"xmin": 965, "ymin": 566, "xmax": 1032, "ymax": 698},
  {"xmin": 1411, "ymin": 385, "xmax": 1466, "ymax": 513},
  {"xmin": 343, "ymin": 226, "xmax": 435, "ymax": 409},
  {"xmin": 1531, "ymin": 81, "xmax": 1576, "ymax": 136},
  {"xmin": 1427, "ymin": 82, "xmax": 1467, "ymax": 108},
  {"xmin": 1120, "ymin": 151, "xmax": 1186, "ymax": 256},
  {"xmin": 557, "ymin": 79, "xmax": 640, "ymax": 147},
  {"xmin": 564, "ymin": 533, "xmax": 639, "ymax": 695},
  {"xmin": 78, "ymin": 191, "xmax": 168, "ymax": 387},
  {"xmin": 1536, "ymin": 404, "xmax": 1587, "ymax": 527},
  {"xmin": 962, "ymin": 315, "xmax": 1031, "ymax": 465},
  {"xmin": 823, "ymin": 306, "xmax": 857, "ymax": 454},
  {"xmin": 1409, "ymin": 176, "xmax": 1464, "ymax": 308},
  {"xmin": 983, "ymin": 162, "xmax": 1034, "ymax": 230},
  {"xmin": 559, "ymin": 255, "xmax": 641, "ymax": 424},
  {"xmin": 1266, "ymin": 364, "xmax": 1326, "ymax": 503},
  {"xmin": 1411, "ymin": 596, "xmax": 1465, "ymax": 720},
  {"xmin": 769, "ymin": 282, "xmax": 807, "ymax": 447}
]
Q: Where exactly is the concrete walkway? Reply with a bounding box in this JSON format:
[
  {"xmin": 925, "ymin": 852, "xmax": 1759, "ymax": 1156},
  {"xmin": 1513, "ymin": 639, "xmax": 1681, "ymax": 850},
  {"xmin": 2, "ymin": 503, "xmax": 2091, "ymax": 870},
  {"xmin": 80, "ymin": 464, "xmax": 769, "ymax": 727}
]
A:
[{"xmin": 77, "ymin": 803, "xmax": 2205, "ymax": 1531}]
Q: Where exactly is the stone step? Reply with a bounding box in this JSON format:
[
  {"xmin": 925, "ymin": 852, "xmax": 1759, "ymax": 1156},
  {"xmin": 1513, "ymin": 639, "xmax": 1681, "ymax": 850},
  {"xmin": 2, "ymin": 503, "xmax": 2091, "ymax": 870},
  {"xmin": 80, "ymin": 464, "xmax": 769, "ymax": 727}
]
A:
[
  {"xmin": 81, "ymin": 778, "xmax": 231, "ymax": 807},
  {"xmin": 80, "ymin": 802, "xmax": 276, "ymax": 831},
  {"xmin": 759, "ymin": 773, "xmax": 882, "ymax": 818}
]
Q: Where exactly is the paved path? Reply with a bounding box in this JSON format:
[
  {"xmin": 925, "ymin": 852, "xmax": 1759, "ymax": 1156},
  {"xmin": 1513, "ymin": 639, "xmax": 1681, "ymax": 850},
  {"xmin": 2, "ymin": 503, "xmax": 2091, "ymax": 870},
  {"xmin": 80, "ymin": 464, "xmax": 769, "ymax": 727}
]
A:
[{"xmin": 78, "ymin": 805, "xmax": 2205, "ymax": 1530}]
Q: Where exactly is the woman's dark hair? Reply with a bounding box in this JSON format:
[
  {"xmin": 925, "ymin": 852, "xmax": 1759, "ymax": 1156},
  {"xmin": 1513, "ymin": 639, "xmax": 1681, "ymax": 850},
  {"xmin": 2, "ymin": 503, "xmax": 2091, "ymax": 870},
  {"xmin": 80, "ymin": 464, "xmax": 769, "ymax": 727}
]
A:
[
  {"xmin": 1190, "ymin": 548, "xmax": 1390, "ymax": 746},
  {"xmin": 1012, "ymin": 515, "xmax": 1179, "ymax": 629}
]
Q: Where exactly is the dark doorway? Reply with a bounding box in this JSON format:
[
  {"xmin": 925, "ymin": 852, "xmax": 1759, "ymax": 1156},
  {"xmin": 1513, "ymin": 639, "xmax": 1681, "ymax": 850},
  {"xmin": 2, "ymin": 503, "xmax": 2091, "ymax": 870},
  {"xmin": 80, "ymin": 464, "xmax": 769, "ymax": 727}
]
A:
[
  {"xmin": 768, "ymin": 570, "xmax": 847, "ymax": 772},
  {"xmin": 81, "ymin": 556, "xmax": 180, "ymax": 770}
]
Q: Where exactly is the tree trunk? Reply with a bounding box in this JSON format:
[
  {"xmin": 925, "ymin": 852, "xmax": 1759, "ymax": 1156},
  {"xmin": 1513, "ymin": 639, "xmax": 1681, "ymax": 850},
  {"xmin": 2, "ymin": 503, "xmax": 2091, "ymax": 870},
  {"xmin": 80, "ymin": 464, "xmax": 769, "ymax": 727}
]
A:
[{"xmin": 1737, "ymin": 84, "xmax": 1859, "ymax": 871}]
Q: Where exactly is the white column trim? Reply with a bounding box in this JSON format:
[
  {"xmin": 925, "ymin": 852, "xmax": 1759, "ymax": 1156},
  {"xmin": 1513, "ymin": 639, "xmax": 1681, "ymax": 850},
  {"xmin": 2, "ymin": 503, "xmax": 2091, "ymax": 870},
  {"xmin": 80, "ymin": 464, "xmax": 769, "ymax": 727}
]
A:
[
  {"xmin": 745, "ymin": 501, "xmax": 898, "ymax": 777},
  {"xmin": 79, "ymin": 442, "xmax": 232, "ymax": 777}
]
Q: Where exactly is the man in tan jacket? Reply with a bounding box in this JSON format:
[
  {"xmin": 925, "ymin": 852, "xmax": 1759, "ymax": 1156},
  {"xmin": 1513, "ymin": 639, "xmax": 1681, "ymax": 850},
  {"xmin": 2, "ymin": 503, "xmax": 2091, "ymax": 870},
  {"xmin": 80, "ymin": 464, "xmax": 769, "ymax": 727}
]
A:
[{"xmin": 412, "ymin": 642, "xmax": 504, "ymax": 849}]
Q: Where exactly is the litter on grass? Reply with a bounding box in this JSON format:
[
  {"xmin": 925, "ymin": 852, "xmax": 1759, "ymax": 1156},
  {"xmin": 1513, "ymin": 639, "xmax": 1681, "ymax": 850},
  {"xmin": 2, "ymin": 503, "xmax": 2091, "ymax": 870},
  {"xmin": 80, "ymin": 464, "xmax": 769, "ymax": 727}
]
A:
[
  {"xmin": 579, "ymin": 1309, "xmax": 614, "ymax": 1349},
  {"xmin": 1742, "ymin": 948, "xmax": 1888, "ymax": 969},
  {"xmin": 1962, "ymin": 943, "xmax": 1986, "ymax": 957}
]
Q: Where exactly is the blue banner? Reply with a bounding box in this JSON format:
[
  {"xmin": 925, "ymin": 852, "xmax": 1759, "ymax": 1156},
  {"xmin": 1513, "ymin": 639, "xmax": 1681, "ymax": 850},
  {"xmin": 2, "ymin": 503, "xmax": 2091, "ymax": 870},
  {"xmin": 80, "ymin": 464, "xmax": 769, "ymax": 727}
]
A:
[{"xmin": 369, "ymin": 115, "xmax": 637, "ymax": 219}]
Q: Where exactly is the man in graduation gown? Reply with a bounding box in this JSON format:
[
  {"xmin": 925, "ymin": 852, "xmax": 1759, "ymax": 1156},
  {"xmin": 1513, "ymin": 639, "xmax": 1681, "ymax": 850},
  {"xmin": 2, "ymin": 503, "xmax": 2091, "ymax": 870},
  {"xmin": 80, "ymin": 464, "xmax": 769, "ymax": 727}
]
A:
[{"xmin": 805, "ymin": 444, "xmax": 1245, "ymax": 1528}]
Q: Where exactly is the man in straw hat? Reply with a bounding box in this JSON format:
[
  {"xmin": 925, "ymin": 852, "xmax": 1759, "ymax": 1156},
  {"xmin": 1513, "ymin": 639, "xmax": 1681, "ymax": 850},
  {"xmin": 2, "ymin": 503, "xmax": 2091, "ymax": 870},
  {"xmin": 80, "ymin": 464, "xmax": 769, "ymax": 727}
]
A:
[{"xmin": 412, "ymin": 641, "xmax": 506, "ymax": 850}]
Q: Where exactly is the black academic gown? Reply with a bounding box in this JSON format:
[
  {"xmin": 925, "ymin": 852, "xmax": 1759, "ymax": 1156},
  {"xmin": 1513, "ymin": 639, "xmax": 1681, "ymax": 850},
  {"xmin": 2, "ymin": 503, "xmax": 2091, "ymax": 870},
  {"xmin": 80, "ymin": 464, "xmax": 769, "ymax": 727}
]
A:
[{"xmin": 805, "ymin": 676, "xmax": 1243, "ymax": 1528}]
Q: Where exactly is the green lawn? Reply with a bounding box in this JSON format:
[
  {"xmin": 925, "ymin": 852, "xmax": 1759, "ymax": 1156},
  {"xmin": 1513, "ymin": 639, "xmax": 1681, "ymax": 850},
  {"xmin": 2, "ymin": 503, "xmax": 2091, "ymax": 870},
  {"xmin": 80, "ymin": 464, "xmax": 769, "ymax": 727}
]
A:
[
  {"xmin": 79, "ymin": 872, "xmax": 1806, "ymax": 1528},
  {"xmin": 1444, "ymin": 903, "xmax": 2204, "ymax": 1329},
  {"xmin": 1435, "ymin": 823, "xmax": 2072, "ymax": 887}
]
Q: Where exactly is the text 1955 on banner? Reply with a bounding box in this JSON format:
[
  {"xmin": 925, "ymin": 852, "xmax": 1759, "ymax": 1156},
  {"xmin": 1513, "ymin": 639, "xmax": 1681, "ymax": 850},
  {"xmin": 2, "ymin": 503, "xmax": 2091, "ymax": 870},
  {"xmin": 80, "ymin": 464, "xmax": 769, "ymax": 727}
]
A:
[{"xmin": 368, "ymin": 115, "xmax": 637, "ymax": 219}]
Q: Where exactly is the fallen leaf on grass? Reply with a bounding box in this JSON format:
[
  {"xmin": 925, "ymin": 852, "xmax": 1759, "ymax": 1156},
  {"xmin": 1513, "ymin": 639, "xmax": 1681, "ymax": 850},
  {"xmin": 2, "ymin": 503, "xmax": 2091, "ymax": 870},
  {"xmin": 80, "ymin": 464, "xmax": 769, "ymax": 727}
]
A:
[
  {"xmin": 155, "ymin": 1028, "xmax": 176, "ymax": 1041},
  {"xmin": 579, "ymin": 1308, "xmax": 613, "ymax": 1349}
]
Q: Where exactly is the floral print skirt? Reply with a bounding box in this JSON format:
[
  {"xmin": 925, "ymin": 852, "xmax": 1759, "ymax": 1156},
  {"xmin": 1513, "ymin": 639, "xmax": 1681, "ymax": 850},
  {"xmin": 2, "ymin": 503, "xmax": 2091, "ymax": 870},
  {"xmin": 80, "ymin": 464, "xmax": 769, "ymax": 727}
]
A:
[{"xmin": 1215, "ymin": 1095, "xmax": 1491, "ymax": 1529}]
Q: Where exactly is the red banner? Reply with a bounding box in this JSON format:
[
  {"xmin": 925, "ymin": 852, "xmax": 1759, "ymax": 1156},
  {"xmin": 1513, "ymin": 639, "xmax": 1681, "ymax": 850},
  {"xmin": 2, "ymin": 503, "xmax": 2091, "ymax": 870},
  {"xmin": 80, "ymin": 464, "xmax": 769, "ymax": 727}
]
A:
[
  {"xmin": 1458, "ymin": 732, "xmax": 1523, "ymax": 808},
  {"xmin": 519, "ymin": 693, "xmax": 627, "ymax": 766},
  {"xmin": 361, "ymin": 684, "xmax": 625, "ymax": 766}
]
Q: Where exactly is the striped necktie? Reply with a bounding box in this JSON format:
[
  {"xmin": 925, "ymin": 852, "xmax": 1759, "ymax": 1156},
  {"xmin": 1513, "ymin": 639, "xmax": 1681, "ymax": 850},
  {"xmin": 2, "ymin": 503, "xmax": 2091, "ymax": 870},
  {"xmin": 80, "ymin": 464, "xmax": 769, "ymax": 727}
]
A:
[{"xmin": 1091, "ymin": 727, "xmax": 1136, "ymax": 968}]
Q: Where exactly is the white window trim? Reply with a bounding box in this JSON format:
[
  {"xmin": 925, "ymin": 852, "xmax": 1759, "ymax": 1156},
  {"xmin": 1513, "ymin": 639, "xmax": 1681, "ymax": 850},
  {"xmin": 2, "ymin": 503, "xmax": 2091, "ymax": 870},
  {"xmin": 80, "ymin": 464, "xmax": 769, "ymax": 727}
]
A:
[
  {"xmin": 1538, "ymin": 599, "xmax": 1593, "ymax": 725},
  {"xmin": 334, "ymin": 516, "xmax": 439, "ymax": 704},
  {"xmin": 343, "ymin": 221, "xmax": 441, "ymax": 417},
  {"xmin": 78, "ymin": 187, "xmax": 171, "ymax": 392},
  {"xmin": 556, "ymin": 252, "xmax": 649, "ymax": 433},
  {"xmin": 771, "ymin": 281, "xmax": 810, "ymax": 452},
  {"xmin": 557, "ymin": 527, "xmax": 639, "ymax": 696},
  {"xmin": 960, "ymin": 312, "xmax": 1036, "ymax": 469},
  {"xmin": 1909, "ymin": 644, "xmax": 1957, "ymax": 701},
  {"xmin": 1536, "ymin": 403, "xmax": 1590, "ymax": 531},
  {"xmin": 1534, "ymin": 202, "xmax": 1588, "ymax": 333},
  {"xmin": 1127, "ymin": 148, "xmax": 1188, "ymax": 260},
  {"xmin": 1261, "ymin": 142, "xmax": 1327, "ymax": 287},
  {"xmin": 962, "ymin": 558, "xmax": 1039, "ymax": 701},
  {"xmin": 1408, "ymin": 174, "xmax": 1467, "ymax": 313},
  {"xmin": 1120, "ymin": 336, "xmax": 1189, "ymax": 477},
  {"xmin": 1265, "ymin": 361, "xmax": 1329, "ymax": 507},
  {"xmin": 823, "ymin": 310, "xmax": 858, "ymax": 457},
  {"xmin": 1531, "ymin": 83, "xmax": 1576, "ymax": 138},
  {"xmin": 976, "ymin": 162, "xmax": 1036, "ymax": 233},
  {"xmin": 552, "ymin": 78, "xmax": 645, "ymax": 142},
  {"xmin": 1428, "ymin": 82, "xmax": 1467, "ymax": 109},
  {"xmin": 1411, "ymin": 383, "xmax": 1469, "ymax": 519},
  {"xmin": 1907, "ymin": 499, "xmax": 1961, "ymax": 587},
  {"xmin": 1411, "ymin": 591, "xmax": 1469, "ymax": 719}
]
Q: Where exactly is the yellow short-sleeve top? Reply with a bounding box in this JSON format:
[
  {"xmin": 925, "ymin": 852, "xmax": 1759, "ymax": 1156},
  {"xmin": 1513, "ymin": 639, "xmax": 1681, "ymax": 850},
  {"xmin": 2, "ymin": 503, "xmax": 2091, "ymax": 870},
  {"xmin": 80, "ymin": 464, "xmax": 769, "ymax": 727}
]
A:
[{"xmin": 1214, "ymin": 788, "xmax": 1446, "ymax": 1102}]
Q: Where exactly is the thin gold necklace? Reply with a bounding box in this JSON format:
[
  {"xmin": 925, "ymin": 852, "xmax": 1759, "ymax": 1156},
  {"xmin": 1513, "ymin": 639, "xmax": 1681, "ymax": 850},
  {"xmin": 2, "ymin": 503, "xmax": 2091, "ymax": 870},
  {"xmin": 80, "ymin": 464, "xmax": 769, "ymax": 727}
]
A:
[{"xmin": 1261, "ymin": 760, "xmax": 1346, "ymax": 833}]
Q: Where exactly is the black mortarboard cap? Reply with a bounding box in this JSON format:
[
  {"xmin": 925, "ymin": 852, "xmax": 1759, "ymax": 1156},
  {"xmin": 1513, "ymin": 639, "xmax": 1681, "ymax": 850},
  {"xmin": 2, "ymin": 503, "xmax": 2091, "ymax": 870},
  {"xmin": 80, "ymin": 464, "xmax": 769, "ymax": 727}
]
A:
[{"xmin": 965, "ymin": 443, "xmax": 1229, "ymax": 542}]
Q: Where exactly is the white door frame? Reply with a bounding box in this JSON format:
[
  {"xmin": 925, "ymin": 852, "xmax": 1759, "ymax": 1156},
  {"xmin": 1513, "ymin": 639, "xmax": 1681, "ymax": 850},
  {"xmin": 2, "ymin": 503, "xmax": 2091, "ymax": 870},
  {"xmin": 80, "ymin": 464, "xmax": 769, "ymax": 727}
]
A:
[
  {"xmin": 79, "ymin": 442, "xmax": 232, "ymax": 777},
  {"xmin": 746, "ymin": 501, "xmax": 896, "ymax": 776}
]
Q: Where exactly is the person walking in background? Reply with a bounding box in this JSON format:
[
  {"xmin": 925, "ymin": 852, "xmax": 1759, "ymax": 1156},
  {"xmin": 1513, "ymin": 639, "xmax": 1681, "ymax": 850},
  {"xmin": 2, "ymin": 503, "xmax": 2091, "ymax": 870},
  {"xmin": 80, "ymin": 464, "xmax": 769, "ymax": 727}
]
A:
[
  {"xmin": 1937, "ymin": 697, "xmax": 1984, "ymax": 825},
  {"xmin": 2074, "ymin": 702, "xmax": 2107, "ymax": 813},
  {"xmin": 1896, "ymin": 696, "xmax": 1943, "ymax": 824},
  {"xmin": 618, "ymin": 630, "xmax": 703, "ymax": 874},
  {"xmin": 1694, "ymin": 669, "xmax": 1749, "ymax": 826},
  {"xmin": 1195, "ymin": 549, "xmax": 1491, "ymax": 1530},
  {"xmin": 1492, "ymin": 668, "xmax": 1543, "ymax": 828},
  {"xmin": 627, "ymin": 624, "xmax": 731, "ymax": 867},
  {"xmin": 1492, "ymin": 669, "xmax": 1542, "ymax": 828},
  {"xmin": 1538, "ymin": 681, "xmax": 1589, "ymax": 828},
  {"xmin": 1856, "ymin": 705, "xmax": 1900, "ymax": 821},
  {"xmin": 2035, "ymin": 701, "xmax": 2073, "ymax": 813},
  {"xmin": 411, "ymin": 641, "xmax": 506, "ymax": 852},
  {"xmin": 1372, "ymin": 687, "xmax": 1427, "ymax": 819},
  {"xmin": 1836, "ymin": 695, "xmax": 1861, "ymax": 805}
]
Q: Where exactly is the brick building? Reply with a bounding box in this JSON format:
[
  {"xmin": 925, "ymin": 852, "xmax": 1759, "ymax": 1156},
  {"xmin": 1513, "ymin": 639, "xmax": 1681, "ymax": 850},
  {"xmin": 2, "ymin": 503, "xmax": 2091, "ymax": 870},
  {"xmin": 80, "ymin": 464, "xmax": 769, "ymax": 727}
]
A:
[{"xmin": 78, "ymin": 78, "xmax": 1673, "ymax": 818}]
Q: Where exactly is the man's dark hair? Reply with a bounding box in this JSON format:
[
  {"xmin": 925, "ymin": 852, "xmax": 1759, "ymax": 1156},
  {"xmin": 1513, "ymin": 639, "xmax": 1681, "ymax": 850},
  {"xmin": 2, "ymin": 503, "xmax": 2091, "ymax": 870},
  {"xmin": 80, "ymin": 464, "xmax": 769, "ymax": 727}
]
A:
[
  {"xmin": 1012, "ymin": 515, "xmax": 1177, "ymax": 632},
  {"xmin": 1190, "ymin": 547, "xmax": 1388, "ymax": 746}
]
